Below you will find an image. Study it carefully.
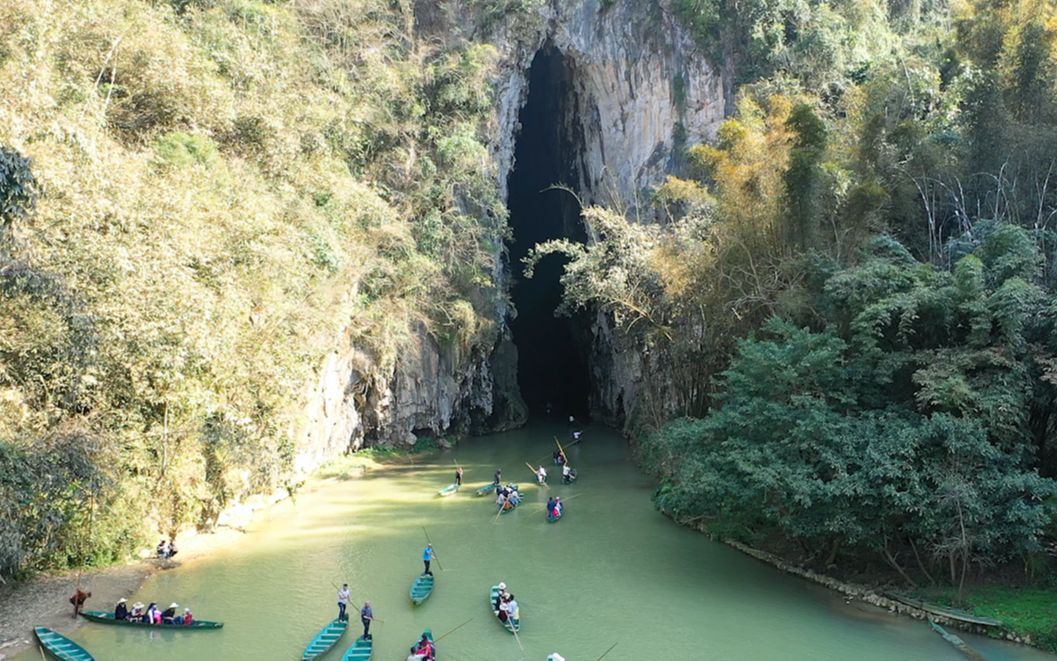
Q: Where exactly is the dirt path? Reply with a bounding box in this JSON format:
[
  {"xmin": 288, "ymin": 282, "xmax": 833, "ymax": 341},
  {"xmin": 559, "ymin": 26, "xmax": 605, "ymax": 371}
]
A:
[{"xmin": 0, "ymin": 562, "xmax": 154, "ymax": 659}]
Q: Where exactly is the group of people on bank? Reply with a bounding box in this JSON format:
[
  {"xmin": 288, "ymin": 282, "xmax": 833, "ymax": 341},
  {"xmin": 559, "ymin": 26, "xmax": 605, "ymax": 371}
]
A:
[{"xmin": 114, "ymin": 597, "xmax": 193, "ymax": 625}]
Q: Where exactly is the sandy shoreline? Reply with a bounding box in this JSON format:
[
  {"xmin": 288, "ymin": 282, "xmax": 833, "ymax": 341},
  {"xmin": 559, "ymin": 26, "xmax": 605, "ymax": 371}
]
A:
[{"xmin": 0, "ymin": 454, "xmax": 383, "ymax": 660}]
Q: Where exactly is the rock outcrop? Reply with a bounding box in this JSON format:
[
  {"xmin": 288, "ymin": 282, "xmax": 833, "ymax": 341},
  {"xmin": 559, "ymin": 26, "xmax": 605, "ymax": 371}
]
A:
[{"xmin": 292, "ymin": 0, "xmax": 725, "ymax": 474}]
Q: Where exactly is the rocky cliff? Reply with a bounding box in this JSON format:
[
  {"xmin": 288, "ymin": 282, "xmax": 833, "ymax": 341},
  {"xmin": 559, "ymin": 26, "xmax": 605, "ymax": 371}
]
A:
[{"xmin": 293, "ymin": 0, "xmax": 725, "ymax": 472}]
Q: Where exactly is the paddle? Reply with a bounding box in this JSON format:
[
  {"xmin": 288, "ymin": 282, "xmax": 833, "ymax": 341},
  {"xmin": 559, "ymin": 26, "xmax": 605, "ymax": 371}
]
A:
[
  {"xmin": 435, "ymin": 617, "xmax": 474, "ymax": 642},
  {"xmin": 38, "ymin": 645, "xmax": 46, "ymax": 661},
  {"xmin": 597, "ymin": 642, "xmax": 619, "ymax": 660},
  {"xmin": 511, "ymin": 623, "xmax": 525, "ymax": 651},
  {"xmin": 422, "ymin": 527, "xmax": 444, "ymax": 572}
]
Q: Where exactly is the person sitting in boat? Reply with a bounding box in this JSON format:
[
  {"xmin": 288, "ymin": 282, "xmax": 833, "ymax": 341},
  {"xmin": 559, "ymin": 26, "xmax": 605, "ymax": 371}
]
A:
[
  {"xmin": 562, "ymin": 463, "xmax": 575, "ymax": 484},
  {"xmin": 180, "ymin": 607, "xmax": 193, "ymax": 625},
  {"xmin": 553, "ymin": 450, "xmax": 564, "ymax": 465},
  {"xmin": 494, "ymin": 582, "xmax": 507, "ymax": 611},
  {"xmin": 162, "ymin": 602, "xmax": 178, "ymax": 624},
  {"xmin": 114, "ymin": 597, "xmax": 129, "ymax": 620},
  {"xmin": 536, "ymin": 465, "xmax": 547, "ymax": 484},
  {"xmin": 146, "ymin": 602, "xmax": 160, "ymax": 624},
  {"xmin": 130, "ymin": 602, "xmax": 145, "ymax": 620},
  {"xmin": 508, "ymin": 489, "xmax": 520, "ymax": 506},
  {"xmin": 498, "ymin": 595, "xmax": 511, "ymax": 622},
  {"xmin": 572, "ymin": 430, "xmax": 582, "ymax": 440},
  {"xmin": 554, "ymin": 497, "xmax": 564, "ymax": 515},
  {"xmin": 408, "ymin": 633, "xmax": 436, "ymax": 661},
  {"xmin": 496, "ymin": 492, "xmax": 506, "ymax": 508},
  {"xmin": 504, "ymin": 594, "xmax": 519, "ymax": 622},
  {"xmin": 546, "ymin": 496, "xmax": 556, "ymax": 512}
]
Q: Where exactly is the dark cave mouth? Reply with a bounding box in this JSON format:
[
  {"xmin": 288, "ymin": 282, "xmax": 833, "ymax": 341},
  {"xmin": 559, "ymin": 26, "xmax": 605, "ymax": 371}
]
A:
[{"xmin": 506, "ymin": 46, "xmax": 591, "ymax": 420}]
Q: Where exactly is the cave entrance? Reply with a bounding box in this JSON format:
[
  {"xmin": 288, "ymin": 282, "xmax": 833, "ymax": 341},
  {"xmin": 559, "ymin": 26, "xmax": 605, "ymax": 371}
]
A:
[{"xmin": 507, "ymin": 45, "xmax": 590, "ymax": 420}]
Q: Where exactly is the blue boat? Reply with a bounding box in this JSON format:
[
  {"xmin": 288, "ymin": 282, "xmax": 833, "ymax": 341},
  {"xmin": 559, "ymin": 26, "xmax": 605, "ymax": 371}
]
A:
[
  {"xmin": 342, "ymin": 635, "xmax": 373, "ymax": 660},
  {"xmin": 302, "ymin": 618, "xmax": 348, "ymax": 660},
  {"xmin": 34, "ymin": 627, "xmax": 94, "ymax": 661},
  {"xmin": 410, "ymin": 573, "xmax": 434, "ymax": 604}
]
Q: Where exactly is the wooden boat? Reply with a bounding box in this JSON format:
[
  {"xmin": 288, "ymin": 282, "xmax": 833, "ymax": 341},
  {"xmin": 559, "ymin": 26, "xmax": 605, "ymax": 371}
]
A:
[
  {"xmin": 34, "ymin": 627, "xmax": 94, "ymax": 661},
  {"xmin": 489, "ymin": 585, "xmax": 520, "ymax": 633},
  {"xmin": 929, "ymin": 621, "xmax": 985, "ymax": 661},
  {"xmin": 302, "ymin": 618, "xmax": 348, "ymax": 660},
  {"xmin": 80, "ymin": 610, "xmax": 223, "ymax": 629},
  {"xmin": 407, "ymin": 629, "xmax": 436, "ymax": 658},
  {"xmin": 410, "ymin": 573, "xmax": 435, "ymax": 604},
  {"xmin": 886, "ymin": 593, "xmax": 1003, "ymax": 627},
  {"xmin": 437, "ymin": 483, "xmax": 459, "ymax": 497},
  {"xmin": 474, "ymin": 483, "xmax": 497, "ymax": 496},
  {"xmin": 342, "ymin": 636, "xmax": 373, "ymax": 661}
]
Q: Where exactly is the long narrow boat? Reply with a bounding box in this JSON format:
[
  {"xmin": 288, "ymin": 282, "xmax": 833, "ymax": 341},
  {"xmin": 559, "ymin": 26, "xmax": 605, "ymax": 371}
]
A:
[
  {"xmin": 410, "ymin": 573, "xmax": 435, "ymax": 604},
  {"xmin": 474, "ymin": 483, "xmax": 497, "ymax": 496},
  {"xmin": 341, "ymin": 635, "xmax": 373, "ymax": 661},
  {"xmin": 34, "ymin": 627, "xmax": 94, "ymax": 661},
  {"xmin": 80, "ymin": 610, "xmax": 223, "ymax": 629},
  {"xmin": 928, "ymin": 621, "xmax": 986, "ymax": 661},
  {"xmin": 885, "ymin": 593, "xmax": 1003, "ymax": 627},
  {"xmin": 437, "ymin": 483, "xmax": 459, "ymax": 497},
  {"xmin": 407, "ymin": 629, "xmax": 436, "ymax": 659},
  {"xmin": 302, "ymin": 618, "xmax": 348, "ymax": 660},
  {"xmin": 489, "ymin": 585, "xmax": 520, "ymax": 633}
]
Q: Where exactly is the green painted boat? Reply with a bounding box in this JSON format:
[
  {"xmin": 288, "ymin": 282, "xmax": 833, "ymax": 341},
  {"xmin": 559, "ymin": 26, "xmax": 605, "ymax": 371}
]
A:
[
  {"xmin": 80, "ymin": 610, "xmax": 223, "ymax": 629},
  {"xmin": 474, "ymin": 483, "xmax": 497, "ymax": 496},
  {"xmin": 34, "ymin": 627, "xmax": 94, "ymax": 661},
  {"xmin": 489, "ymin": 585, "xmax": 520, "ymax": 633},
  {"xmin": 302, "ymin": 618, "xmax": 348, "ymax": 660},
  {"xmin": 410, "ymin": 573, "xmax": 434, "ymax": 604},
  {"xmin": 341, "ymin": 635, "xmax": 373, "ymax": 661},
  {"xmin": 437, "ymin": 483, "xmax": 459, "ymax": 497},
  {"xmin": 886, "ymin": 593, "xmax": 1003, "ymax": 627},
  {"xmin": 407, "ymin": 629, "xmax": 436, "ymax": 659}
]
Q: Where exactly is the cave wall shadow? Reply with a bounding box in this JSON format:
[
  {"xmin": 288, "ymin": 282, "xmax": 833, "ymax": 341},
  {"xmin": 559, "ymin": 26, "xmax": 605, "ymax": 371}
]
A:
[{"xmin": 506, "ymin": 44, "xmax": 592, "ymax": 420}]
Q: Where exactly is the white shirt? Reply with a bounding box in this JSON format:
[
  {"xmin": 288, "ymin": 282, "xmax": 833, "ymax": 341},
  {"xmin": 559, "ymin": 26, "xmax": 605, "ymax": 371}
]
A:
[
  {"xmin": 337, "ymin": 587, "xmax": 349, "ymax": 604},
  {"xmin": 563, "ymin": 465, "xmax": 571, "ymax": 475},
  {"xmin": 507, "ymin": 599, "xmax": 519, "ymax": 618},
  {"xmin": 538, "ymin": 468, "xmax": 547, "ymax": 478}
]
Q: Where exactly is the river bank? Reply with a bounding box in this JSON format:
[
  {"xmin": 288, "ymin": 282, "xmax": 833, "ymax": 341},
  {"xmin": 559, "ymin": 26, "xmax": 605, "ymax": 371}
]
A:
[
  {"xmin": 0, "ymin": 452, "xmax": 386, "ymax": 659},
  {"xmin": 661, "ymin": 508, "xmax": 1055, "ymax": 656}
]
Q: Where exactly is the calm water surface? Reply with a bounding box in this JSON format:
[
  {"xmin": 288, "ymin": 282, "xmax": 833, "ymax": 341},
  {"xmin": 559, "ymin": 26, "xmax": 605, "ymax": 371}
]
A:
[{"xmin": 23, "ymin": 422, "xmax": 1056, "ymax": 660}]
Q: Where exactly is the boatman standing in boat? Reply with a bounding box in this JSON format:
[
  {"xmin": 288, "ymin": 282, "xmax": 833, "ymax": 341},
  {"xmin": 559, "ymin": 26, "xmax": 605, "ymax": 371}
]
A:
[
  {"xmin": 422, "ymin": 543, "xmax": 435, "ymax": 576},
  {"xmin": 536, "ymin": 465, "xmax": 547, "ymax": 485},
  {"xmin": 493, "ymin": 468, "xmax": 502, "ymax": 486},
  {"xmin": 360, "ymin": 601, "xmax": 373, "ymax": 640},
  {"xmin": 455, "ymin": 465, "xmax": 463, "ymax": 486},
  {"xmin": 337, "ymin": 583, "xmax": 350, "ymax": 621}
]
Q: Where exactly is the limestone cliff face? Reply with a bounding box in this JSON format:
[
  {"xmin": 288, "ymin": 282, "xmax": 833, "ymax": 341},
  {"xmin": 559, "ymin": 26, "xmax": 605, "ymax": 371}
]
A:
[
  {"xmin": 291, "ymin": 0, "xmax": 725, "ymax": 475},
  {"xmin": 487, "ymin": 0, "xmax": 726, "ymax": 426}
]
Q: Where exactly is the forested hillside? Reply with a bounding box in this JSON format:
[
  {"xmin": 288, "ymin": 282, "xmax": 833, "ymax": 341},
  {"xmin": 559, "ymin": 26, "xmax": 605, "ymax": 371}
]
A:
[
  {"xmin": 540, "ymin": 0, "xmax": 1057, "ymax": 635},
  {"xmin": 0, "ymin": 0, "xmax": 510, "ymax": 578}
]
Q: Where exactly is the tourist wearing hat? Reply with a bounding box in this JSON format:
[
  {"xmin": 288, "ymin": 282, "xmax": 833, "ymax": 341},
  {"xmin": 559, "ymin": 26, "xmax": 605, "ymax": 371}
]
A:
[
  {"xmin": 161, "ymin": 602, "xmax": 178, "ymax": 623},
  {"xmin": 493, "ymin": 582, "xmax": 507, "ymax": 611},
  {"xmin": 114, "ymin": 597, "xmax": 129, "ymax": 620},
  {"xmin": 130, "ymin": 602, "xmax": 145, "ymax": 621}
]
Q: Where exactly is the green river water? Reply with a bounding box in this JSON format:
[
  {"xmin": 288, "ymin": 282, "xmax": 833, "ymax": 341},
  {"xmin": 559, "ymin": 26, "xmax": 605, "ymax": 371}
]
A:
[{"xmin": 22, "ymin": 421, "xmax": 1056, "ymax": 660}]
